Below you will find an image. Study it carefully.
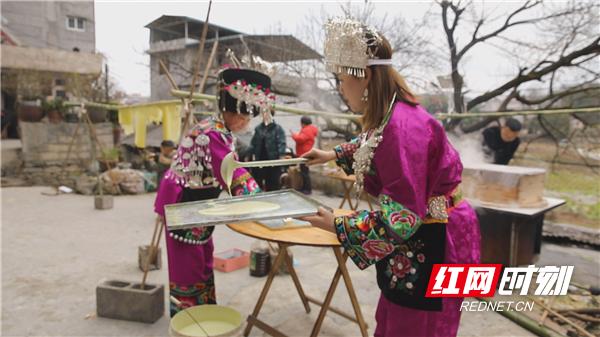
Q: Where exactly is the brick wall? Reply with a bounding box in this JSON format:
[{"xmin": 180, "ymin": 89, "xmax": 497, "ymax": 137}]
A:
[
  {"xmin": 20, "ymin": 121, "xmax": 113, "ymax": 165},
  {"xmin": 19, "ymin": 122, "xmax": 113, "ymax": 187}
]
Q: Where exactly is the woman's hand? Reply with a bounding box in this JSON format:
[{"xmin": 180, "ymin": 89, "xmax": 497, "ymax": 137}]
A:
[
  {"xmin": 300, "ymin": 207, "xmax": 336, "ymax": 233},
  {"xmin": 301, "ymin": 148, "xmax": 336, "ymax": 166}
]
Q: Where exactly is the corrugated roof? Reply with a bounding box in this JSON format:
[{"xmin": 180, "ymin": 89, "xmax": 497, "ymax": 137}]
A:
[
  {"xmin": 146, "ymin": 15, "xmax": 241, "ymax": 41},
  {"xmin": 146, "ymin": 15, "xmax": 321, "ymax": 62},
  {"xmin": 206, "ymin": 34, "xmax": 322, "ymax": 62}
]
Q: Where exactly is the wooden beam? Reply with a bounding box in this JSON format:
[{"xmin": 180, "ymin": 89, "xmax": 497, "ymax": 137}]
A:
[
  {"xmin": 198, "ymin": 36, "xmax": 219, "ymax": 94},
  {"xmin": 188, "ymin": 0, "xmax": 213, "ymax": 97}
]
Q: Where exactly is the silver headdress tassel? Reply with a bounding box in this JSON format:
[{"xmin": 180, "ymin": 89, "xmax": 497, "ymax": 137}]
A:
[
  {"xmin": 324, "ymin": 18, "xmax": 391, "ymax": 78},
  {"xmin": 222, "ymin": 49, "xmax": 277, "ymax": 125}
]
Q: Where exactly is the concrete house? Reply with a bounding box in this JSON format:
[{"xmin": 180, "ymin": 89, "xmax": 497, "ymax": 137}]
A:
[
  {"xmin": 146, "ymin": 15, "xmax": 321, "ymax": 101},
  {"xmin": 1, "ymin": 0, "xmax": 103, "ymax": 108},
  {"xmin": 0, "ymin": 1, "xmax": 110, "ymax": 185}
]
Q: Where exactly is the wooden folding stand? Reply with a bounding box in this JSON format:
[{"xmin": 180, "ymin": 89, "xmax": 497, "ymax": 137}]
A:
[
  {"xmin": 324, "ymin": 172, "xmax": 373, "ymax": 211},
  {"xmin": 227, "ymin": 209, "xmax": 369, "ymax": 337}
]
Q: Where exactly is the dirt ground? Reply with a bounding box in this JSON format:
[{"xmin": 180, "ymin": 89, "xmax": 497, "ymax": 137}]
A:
[{"xmin": 2, "ymin": 186, "xmax": 598, "ymax": 336}]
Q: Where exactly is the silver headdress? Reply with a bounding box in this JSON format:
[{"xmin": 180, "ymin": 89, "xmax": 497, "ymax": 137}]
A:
[
  {"xmin": 223, "ymin": 80, "xmax": 276, "ymax": 125},
  {"xmin": 323, "ymin": 18, "xmax": 392, "ymax": 78},
  {"xmin": 221, "ymin": 49, "xmax": 277, "ymax": 125}
]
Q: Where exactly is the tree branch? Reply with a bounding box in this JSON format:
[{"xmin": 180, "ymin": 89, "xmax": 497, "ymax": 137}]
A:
[
  {"xmin": 456, "ymin": 0, "xmax": 541, "ymax": 60},
  {"xmin": 515, "ymin": 85, "xmax": 600, "ymax": 107},
  {"xmin": 467, "ymin": 36, "xmax": 600, "ymax": 110}
]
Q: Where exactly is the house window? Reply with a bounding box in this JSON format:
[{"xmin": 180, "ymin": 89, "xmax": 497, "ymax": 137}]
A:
[
  {"xmin": 55, "ymin": 90, "xmax": 67, "ymax": 98},
  {"xmin": 66, "ymin": 16, "xmax": 85, "ymax": 32}
]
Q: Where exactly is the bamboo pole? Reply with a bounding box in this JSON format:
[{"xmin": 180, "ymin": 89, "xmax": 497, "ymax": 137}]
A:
[
  {"xmin": 181, "ymin": 0, "xmax": 214, "ymax": 142},
  {"xmin": 558, "ymin": 308, "xmax": 600, "ymax": 315},
  {"xmin": 198, "ymin": 38, "xmax": 219, "ymax": 94},
  {"xmin": 157, "ymin": 58, "xmax": 198, "ymax": 142},
  {"xmin": 565, "ymin": 312, "xmax": 600, "ymax": 324},
  {"xmin": 476, "ymin": 298, "xmax": 564, "ymax": 337},
  {"xmin": 179, "ymin": 100, "xmax": 195, "ymax": 144},
  {"xmin": 538, "ymin": 297, "xmax": 556, "ymax": 326},
  {"xmin": 435, "ymin": 106, "xmax": 600, "ymax": 119},
  {"xmin": 141, "ymin": 217, "xmax": 164, "ymax": 289},
  {"xmin": 188, "ymin": 0, "xmax": 213, "ymax": 97},
  {"xmin": 63, "ymin": 99, "xmax": 208, "ymax": 111},
  {"xmin": 64, "ymin": 101, "xmax": 120, "ymax": 110},
  {"xmin": 170, "ymin": 89, "xmax": 363, "ymax": 121},
  {"xmin": 170, "ymin": 89, "xmax": 600, "ymax": 121},
  {"xmin": 65, "ymin": 98, "xmax": 599, "ymax": 123},
  {"xmin": 529, "ymin": 297, "xmax": 595, "ymax": 337},
  {"xmin": 159, "ymin": 59, "xmax": 180, "ymax": 90}
]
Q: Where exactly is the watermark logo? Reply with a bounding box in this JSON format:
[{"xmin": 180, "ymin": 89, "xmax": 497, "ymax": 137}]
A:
[
  {"xmin": 426, "ymin": 264, "xmax": 502, "ymax": 297},
  {"xmin": 498, "ymin": 265, "xmax": 574, "ymax": 296},
  {"xmin": 425, "ymin": 264, "xmax": 574, "ymax": 311}
]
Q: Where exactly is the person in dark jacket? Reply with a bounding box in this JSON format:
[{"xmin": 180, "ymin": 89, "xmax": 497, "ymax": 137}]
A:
[
  {"xmin": 247, "ymin": 120, "xmax": 287, "ymax": 191},
  {"xmin": 482, "ymin": 118, "xmax": 522, "ymax": 165}
]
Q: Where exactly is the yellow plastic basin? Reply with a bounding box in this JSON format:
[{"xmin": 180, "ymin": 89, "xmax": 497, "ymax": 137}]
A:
[{"xmin": 169, "ymin": 305, "xmax": 242, "ymax": 337}]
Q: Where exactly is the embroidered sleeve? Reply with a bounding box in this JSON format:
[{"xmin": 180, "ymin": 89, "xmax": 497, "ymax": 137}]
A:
[
  {"xmin": 154, "ymin": 172, "xmax": 183, "ymax": 217},
  {"xmin": 333, "ymin": 137, "xmax": 360, "ymax": 175},
  {"xmin": 231, "ymin": 171, "xmax": 261, "ymax": 196},
  {"xmin": 208, "ymin": 131, "xmax": 260, "ymax": 196},
  {"xmin": 334, "ymin": 194, "xmax": 422, "ymax": 270}
]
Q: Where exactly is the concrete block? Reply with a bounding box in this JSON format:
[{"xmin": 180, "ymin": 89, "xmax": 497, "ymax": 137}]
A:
[
  {"xmin": 19, "ymin": 122, "xmax": 49, "ymax": 152},
  {"xmin": 98, "ymin": 134, "xmax": 113, "ymax": 144},
  {"xmin": 138, "ymin": 245, "xmax": 162, "ymax": 271},
  {"xmin": 39, "ymin": 152, "xmax": 63, "ymax": 162},
  {"xmin": 23, "ymin": 153, "xmax": 42, "ymax": 163},
  {"xmin": 96, "ymin": 280, "xmax": 164, "ymax": 323},
  {"xmin": 58, "ymin": 135, "xmax": 75, "ymax": 143},
  {"xmin": 45, "ymin": 166, "xmax": 62, "ymax": 174},
  {"xmin": 65, "ymin": 164, "xmax": 83, "ymax": 172},
  {"xmin": 94, "ymin": 195, "xmax": 113, "ymax": 209},
  {"xmin": 46, "ymin": 144, "xmax": 70, "ymax": 153}
]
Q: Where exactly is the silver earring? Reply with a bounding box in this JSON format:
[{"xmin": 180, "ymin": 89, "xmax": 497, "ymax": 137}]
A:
[{"xmin": 361, "ymin": 88, "xmax": 368, "ymax": 102}]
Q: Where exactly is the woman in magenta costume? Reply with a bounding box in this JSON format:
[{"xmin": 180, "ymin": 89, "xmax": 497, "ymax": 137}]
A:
[
  {"xmin": 302, "ymin": 19, "xmax": 481, "ymax": 337},
  {"xmin": 154, "ymin": 68, "xmax": 276, "ymax": 316}
]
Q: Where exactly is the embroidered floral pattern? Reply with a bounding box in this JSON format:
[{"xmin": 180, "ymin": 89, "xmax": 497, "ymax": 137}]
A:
[
  {"xmin": 380, "ymin": 195, "xmax": 422, "ymax": 241},
  {"xmin": 231, "ymin": 172, "xmax": 261, "ymax": 196},
  {"xmin": 169, "ymin": 275, "xmax": 216, "ymax": 316},
  {"xmin": 384, "ymin": 240, "xmax": 425, "ymax": 294},
  {"xmin": 213, "ymin": 120, "xmax": 230, "ymax": 135},
  {"xmin": 391, "ymin": 254, "xmax": 412, "ymax": 278},
  {"xmin": 334, "ymin": 194, "xmax": 423, "ymax": 271},
  {"xmin": 334, "ymin": 137, "xmax": 360, "ymax": 175},
  {"xmin": 169, "ymin": 226, "xmax": 214, "ymax": 245},
  {"xmin": 362, "ymin": 240, "xmax": 395, "ymax": 260}
]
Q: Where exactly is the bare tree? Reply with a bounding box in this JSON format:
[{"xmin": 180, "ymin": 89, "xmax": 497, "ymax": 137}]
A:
[
  {"xmin": 271, "ymin": 1, "xmax": 439, "ymax": 138},
  {"xmin": 438, "ymin": 0, "xmax": 600, "ymax": 133}
]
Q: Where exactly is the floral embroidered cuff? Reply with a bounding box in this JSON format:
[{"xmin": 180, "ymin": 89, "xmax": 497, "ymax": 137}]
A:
[
  {"xmin": 231, "ymin": 172, "xmax": 262, "ymax": 196},
  {"xmin": 379, "ymin": 194, "xmax": 422, "ymax": 241},
  {"xmin": 334, "ymin": 142, "xmax": 357, "ymax": 175},
  {"xmin": 334, "ymin": 212, "xmax": 395, "ymax": 270},
  {"xmin": 333, "ymin": 195, "xmax": 424, "ymax": 270}
]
